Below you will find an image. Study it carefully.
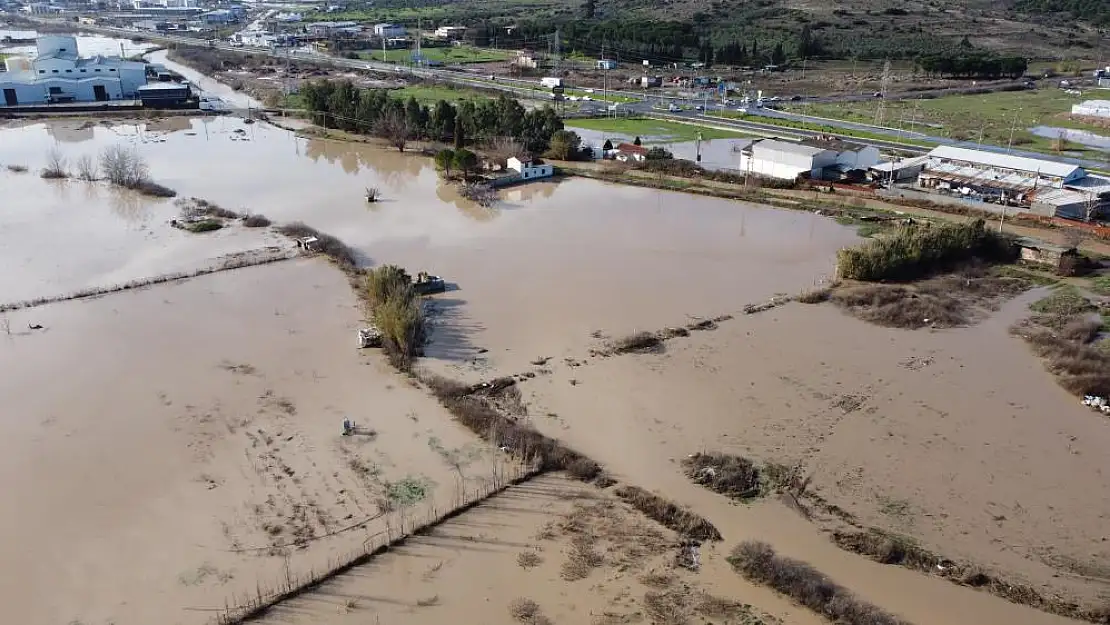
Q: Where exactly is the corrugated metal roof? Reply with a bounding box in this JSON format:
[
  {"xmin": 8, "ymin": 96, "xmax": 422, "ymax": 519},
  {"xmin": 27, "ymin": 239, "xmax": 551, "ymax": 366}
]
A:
[
  {"xmin": 753, "ymin": 138, "xmax": 830, "ymax": 157},
  {"xmin": 927, "ymin": 145, "xmax": 1081, "ymax": 179},
  {"xmin": 869, "ymin": 155, "xmax": 928, "ymax": 172},
  {"xmin": 1032, "ymin": 188, "xmax": 1086, "ymax": 207}
]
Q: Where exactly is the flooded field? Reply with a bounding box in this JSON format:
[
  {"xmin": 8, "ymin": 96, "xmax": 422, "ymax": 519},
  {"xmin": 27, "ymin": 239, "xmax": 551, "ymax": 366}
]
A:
[
  {"xmin": 0, "ymin": 117, "xmax": 853, "ymax": 373},
  {"xmin": 2, "ymin": 108, "xmax": 1102, "ymax": 625},
  {"xmin": 513, "ymin": 299, "xmax": 1110, "ymax": 625},
  {"xmin": 0, "ymin": 259, "xmax": 508, "ymax": 625}
]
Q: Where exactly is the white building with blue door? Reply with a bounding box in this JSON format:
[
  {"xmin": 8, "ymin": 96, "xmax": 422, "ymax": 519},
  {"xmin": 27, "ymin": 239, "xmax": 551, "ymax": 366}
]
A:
[{"xmin": 0, "ymin": 35, "xmax": 147, "ymax": 107}]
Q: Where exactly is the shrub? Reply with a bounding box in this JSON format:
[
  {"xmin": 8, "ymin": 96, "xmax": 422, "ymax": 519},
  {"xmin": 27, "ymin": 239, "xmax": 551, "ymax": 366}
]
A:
[
  {"xmin": 420, "ymin": 373, "xmax": 601, "ymax": 479},
  {"xmin": 242, "ymin": 214, "xmax": 272, "ymax": 227},
  {"xmin": 275, "ymin": 222, "xmax": 357, "ymax": 268},
  {"xmin": 185, "ymin": 219, "xmax": 223, "ymax": 233},
  {"xmin": 682, "ymin": 453, "xmax": 763, "ymax": 500},
  {"xmin": 614, "ymin": 485, "xmax": 722, "ymax": 541},
  {"xmin": 836, "ymin": 219, "xmax": 1014, "ymax": 282},
  {"xmin": 508, "ymin": 598, "xmax": 541, "ymax": 622},
  {"xmin": 1029, "ymin": 286, "xmax": 1095, "ymax": 316},
  {"xmin": 5, "ymin": 164, "xmax": 28, "ymax": 173},
  {"xmin": 610, "ymin": 331, "xmax": 663, "ymax": 354},
  {"xmin": 41, "ymin": 147, "xmax": 68, "ymax": 179},
  {"xmin": 728, "ymin": 541, "xmax": 909, "ymax": 625}
]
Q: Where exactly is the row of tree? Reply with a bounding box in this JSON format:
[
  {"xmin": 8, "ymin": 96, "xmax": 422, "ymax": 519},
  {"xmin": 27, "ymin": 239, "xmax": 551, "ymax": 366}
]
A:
[
  {"xmin": 298, "ymin": 81, "xmax": 564, "ymax": 154},
  {"xmin": 916, "ymin": 53, "xmax": 1029, "ymax": 79}
]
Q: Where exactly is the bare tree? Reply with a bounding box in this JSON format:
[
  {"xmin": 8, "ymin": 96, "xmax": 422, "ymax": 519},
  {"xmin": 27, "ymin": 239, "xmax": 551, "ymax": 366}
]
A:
[
  {"xmin": 1083, "ymin": 192, "xmax": 1101, "ymax": 223},
  {"xmin": 0, "ymin": 315, "xmax": 8, "ymax": 336},
  {"xmin": 42, "ymin": 147, "xmax": 68, "ymax": 178},
  {"xmin": 486, "ymin": 137, "xmax": 526, "ymax": 171},
  {"xmin": 76, "ymin": 154, "xmax": 98, "ymax": 181},
  {"xmin": 375, "ymin": 109, "xmax": 409, "ymax": 153},
  {"xmin": 100, "ymin": 145, "xmax": 150, "ymax": 188}
]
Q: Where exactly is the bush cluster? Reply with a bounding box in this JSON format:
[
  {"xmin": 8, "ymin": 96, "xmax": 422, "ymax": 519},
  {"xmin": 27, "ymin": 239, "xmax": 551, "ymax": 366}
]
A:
[{"xmin": 836, "ymin": 219, "xmax": 1014, "ymax": 282}]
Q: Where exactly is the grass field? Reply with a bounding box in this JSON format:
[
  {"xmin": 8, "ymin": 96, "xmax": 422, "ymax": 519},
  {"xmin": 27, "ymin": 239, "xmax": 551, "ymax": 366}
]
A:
[
  {"xmin": 788, "ymin": 89, "xmax": 1108, "ymax": 157},
  {"xmin": 565, "ymin": 117, "xmax": 746, "ymax": 142},
  {"xmin": 707, "ymin": 110, "xmax": 932, "ymax": 147},
  {"xmin": 388, "ymin": 84, "xmax": 490, "ymax": 104},
  {"xmin": 358, "ymin": 45, "xmax": 512, "ymax": 65}
]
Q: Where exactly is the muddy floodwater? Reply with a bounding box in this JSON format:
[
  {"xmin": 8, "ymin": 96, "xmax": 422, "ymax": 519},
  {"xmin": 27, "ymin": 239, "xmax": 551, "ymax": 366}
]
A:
[
  {"xmin": 0, "ymin": 117, "xmax": 855, "ymax": 372},
  {"xmin": 5, "ymin": 112, "xmax": 1093, "ymax": 625}
]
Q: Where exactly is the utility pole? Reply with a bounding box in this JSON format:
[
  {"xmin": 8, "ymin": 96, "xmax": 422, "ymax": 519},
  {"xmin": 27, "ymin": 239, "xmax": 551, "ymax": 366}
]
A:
[
  {"xmin": 1006, "ymin": 110, "xmax": 1019, "ymax": 153},
  {"xmin": 874, "ymin": 60, "xmax": 891, "ymax": 127}
]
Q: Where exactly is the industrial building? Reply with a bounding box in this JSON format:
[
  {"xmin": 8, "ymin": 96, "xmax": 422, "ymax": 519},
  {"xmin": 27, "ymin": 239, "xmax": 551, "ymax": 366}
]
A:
[
  {"xmin": 737, "ymin": 137, "xmax": 878, "ymax": 182},
  {"xmin": 739, "ymin": 139, "xmax": 837, "ymax": 180},
  {"xmin": 1072, "ymin": 100, "xmax": 1110, "ymax": 119},
  {"xmin": 373, "ymin": 23, "xmax": 405, "ymax": 38},
  {"xmin": 914, "ymin": 145, "xmax": 1109, "ymax": 220},
  {"xmin": 0, "ymin": 35, "xmax": 147, "ymax": 107}
]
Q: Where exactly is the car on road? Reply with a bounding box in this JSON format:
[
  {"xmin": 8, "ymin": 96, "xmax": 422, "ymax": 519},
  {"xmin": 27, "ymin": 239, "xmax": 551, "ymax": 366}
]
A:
[
  {"xmin": 695, "ymin": 105, "xmax": 704, "ymax": 111},
  {"xmin": 873, "ymin": 91, "xmax": 883, "ymax": 98},
  {"xmin": 790, "ymin": 95, "xmax": 802, "ymax": 101},
  {"xmin": 668, "ymin": 103, "xmax": 681, "ymax": 112}
]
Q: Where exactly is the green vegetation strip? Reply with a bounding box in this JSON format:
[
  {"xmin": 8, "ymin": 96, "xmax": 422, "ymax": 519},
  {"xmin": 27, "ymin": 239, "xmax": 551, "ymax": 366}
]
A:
[
  {"xmin": 836, "ymin": 219, "xmax": 1014, "ymax": 282},
  {"xmin": 565, "ymin": 117, "xmax": 744, "ymax": 142}
]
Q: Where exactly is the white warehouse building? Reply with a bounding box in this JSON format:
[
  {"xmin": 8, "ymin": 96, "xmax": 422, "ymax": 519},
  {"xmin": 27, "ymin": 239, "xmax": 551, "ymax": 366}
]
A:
[
  {"xmin": 738, "ymin": 138, "xmax": 838, "ymax": 180},
  {"xmin": 1072, "ymin": 100, "xmax": 1110, "ymax": 119},
  {"xmin": 0, "ymin": 35, "xmax": 147, "ymax": 107}
]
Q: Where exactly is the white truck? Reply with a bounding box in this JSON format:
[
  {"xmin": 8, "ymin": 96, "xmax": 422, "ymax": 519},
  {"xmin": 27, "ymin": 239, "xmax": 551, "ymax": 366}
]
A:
[{"xmin": 540, "ymin": 76, "xmax": 563, "ymax": 89}]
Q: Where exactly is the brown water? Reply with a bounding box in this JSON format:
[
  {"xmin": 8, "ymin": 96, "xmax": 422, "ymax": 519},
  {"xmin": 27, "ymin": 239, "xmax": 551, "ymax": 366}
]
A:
[
  {"xmin": 6, "ymin": 112, "xmax": 1099, "ymax": 625},
  {"xmin": 0, "ymin": 118, "xmax": 855, "ymax": 372}
]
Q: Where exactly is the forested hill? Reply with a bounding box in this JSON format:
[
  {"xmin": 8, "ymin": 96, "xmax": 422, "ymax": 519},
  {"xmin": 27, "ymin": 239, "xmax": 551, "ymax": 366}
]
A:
[{"xmin": 1014, "ymin": 0, "xmax": 1110, "ymax": 26}]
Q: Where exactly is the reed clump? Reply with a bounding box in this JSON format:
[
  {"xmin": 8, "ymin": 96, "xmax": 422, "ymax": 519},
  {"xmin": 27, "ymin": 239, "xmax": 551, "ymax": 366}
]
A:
[{"xmin": 836, "ymin": 219, "xmax": 1014, "ymax": 282}]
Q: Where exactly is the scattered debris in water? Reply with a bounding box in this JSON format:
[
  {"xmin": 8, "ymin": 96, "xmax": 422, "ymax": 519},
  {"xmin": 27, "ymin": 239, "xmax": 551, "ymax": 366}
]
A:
[{"xmin": 1082, "ymin": 395, "xmax": 1110, "ymax": 414}]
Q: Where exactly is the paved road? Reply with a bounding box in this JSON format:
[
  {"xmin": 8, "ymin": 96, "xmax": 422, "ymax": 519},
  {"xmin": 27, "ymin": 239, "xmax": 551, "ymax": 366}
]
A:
[{"xmin": 22, "ymin": 17, "xmax": 1105, "ymax": 169}]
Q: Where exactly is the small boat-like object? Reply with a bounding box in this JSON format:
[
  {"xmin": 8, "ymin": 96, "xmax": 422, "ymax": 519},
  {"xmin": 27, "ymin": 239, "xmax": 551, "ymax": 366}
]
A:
[{"xmin": 413, "ymin": 271, "xmax": 446, "ymax": 295}]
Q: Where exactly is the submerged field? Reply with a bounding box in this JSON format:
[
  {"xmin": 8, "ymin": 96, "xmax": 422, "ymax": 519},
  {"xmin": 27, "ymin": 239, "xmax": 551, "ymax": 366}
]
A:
[{"xmin": 2, "ymin": 113, "xmax": 1107, "ymax": 625}]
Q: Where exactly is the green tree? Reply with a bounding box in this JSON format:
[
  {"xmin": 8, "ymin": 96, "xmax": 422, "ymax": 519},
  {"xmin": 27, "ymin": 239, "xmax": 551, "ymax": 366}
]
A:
[
  {"xmin": 434, "ymin": 148, "xmax": 455, "ymax": 178},
  {"xmin": 429, "ymin": 100, "xmax": 456, "ymax": 142},
  {"xmin": 633, "ymin": 136, "xmax": 642, "ymax": 146},
  {"xmin": 404, "ymin": 96, "xmax": 428, "ymax": 138},
  {"xmin": 772, "ymin": 42, "xmax": 785, "ymax": 65},
  {"xmin": 452, "ymin": 148, "xmax": 479, "ymax": 180},
  {"xmin": 602, "ymin": 139, "xmax": 613, "ymax": 151},
  {"xmin": 583, "ymin": 0, "xmax": 596, "ymax": 19},
  {"xmin": 546, "ymin": 129, "xmax": 581, "ymax": 160},
  {"xmin": 453, "ymin": 115, "xmax": 465, "ymax": 149},
  {"xmin": 646, "ymin": 146, "xmax": 673, "ymax": 160}
]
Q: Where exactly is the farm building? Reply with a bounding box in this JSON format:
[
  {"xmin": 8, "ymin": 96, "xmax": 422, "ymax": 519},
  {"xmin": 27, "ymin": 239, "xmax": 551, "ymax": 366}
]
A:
[
  {"xmin": 913, "ymin": 145, "xmax": 1110, "ymax": 219},
  {"xmin": 738, "ymin": 138, "xmax": 837, "ymax": 181},
  {"xmin": 0, "ymin": 35, "xmax": 147, "ymax": 107},
  {"xmin": 1072, "ymin": 100, "xmax": 1110, "ymax": 118},
  {"xmin": 869, "ymin": 155, "xmax": 928, "ymax": 183},
  {"xmin": 373, "ymin": 23, "xmax": 405, "ymax": 37},
  {"xmin": 507, "ymin": 157, "xmax": 553, "ymax": 180},
  {"xmin": 615, "ymin": 142, "xmax": 648, "ymax": 163}
]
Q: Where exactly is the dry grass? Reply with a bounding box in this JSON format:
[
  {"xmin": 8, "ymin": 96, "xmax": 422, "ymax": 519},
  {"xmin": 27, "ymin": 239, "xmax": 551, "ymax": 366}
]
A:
[
  {"xmin": 833, "ymin": 529, "xmax": 1110, "ymax": 623},
  {"xmin": 613, "ymin": 485, "xmax": 721, "ymax": 541},
  {"xmin": 1010, "ymin": 286, "xmax": 1110, "ymax": 396},
  {"xmin": 517, "ymin": 550, "xmax": 543, "ymax": 569},
  {"xmin": 275, "ymin": 222, "xmax": 357, "ymax": 268},
  {"xmin": 421, "ymin": 374, "xmax": 601, "ymax": 478},
  {"xmin": 681, "ymin": 452, "xmax": 762, "ymax": 500},
  {"xmin": 796, "ymin": 286, "xmax": 832, "ymax": 304},
  {"xmin": 610, "ymin": 331, "xmax": 664, "ymax": 354},
  {"xmin": 509, "ymin": 597, "xmax": 542, "ymax": 622},
  {"xmin": 561, "ymin": 534, "xmax": 605, "ymax": 580},
  {"xmin": 242, "ymin": 214, "xmax": 272, "ymax": 228},
  {"xmin": 640, "ymin": 571, "xmax": 677, "ymax": 589},
  {"xmin": 830, "ymin": 265, "xmax": 1033, "ymax": 329},
  {"xmin": 728, "ymin": 541, "xmax": 910, "ymax": 625}
]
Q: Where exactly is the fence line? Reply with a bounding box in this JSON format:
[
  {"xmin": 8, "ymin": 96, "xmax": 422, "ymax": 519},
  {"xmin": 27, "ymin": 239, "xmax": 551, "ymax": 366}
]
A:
[{"xmin": 212, "ymin": 460, "xmax": 532, "ymax": 624}]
